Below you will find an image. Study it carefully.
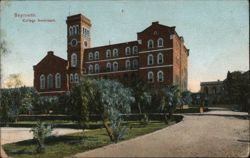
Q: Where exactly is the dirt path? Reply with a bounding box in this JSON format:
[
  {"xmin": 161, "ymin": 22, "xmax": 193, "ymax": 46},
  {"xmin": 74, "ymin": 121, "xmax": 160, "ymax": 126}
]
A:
[
  {"xmin": 72, "ymin": 108, "xmax": 249, "ymax": 157},
  {"xmin": 1, "ymin": 128, "xmax": 82, "ymax": 145}
]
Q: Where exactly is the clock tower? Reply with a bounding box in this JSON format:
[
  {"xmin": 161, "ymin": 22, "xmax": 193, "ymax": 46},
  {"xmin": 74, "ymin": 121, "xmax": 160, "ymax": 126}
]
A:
[{"xmin": 66, "ymin": 14, "xmax": 91, "ymax": 85}]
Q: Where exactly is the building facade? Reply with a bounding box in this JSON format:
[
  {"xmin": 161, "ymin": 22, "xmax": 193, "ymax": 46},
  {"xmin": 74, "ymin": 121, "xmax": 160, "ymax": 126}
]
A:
[
  {"xmin": 33, "ymin": 14, "xmax": 189, "ymax": 95},
  {"xmin": 200, "ymin": 80, "xmax": 224, "ymax": 104}
]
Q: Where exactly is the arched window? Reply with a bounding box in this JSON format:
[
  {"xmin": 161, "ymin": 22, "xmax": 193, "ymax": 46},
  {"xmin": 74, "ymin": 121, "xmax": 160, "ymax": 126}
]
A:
[
  {"xmin": 69, "ymin": 26, "xmax": 73, "ymax": 36},
  {"xmin": 132, "ymin": 46, "xmax": 138, "ymax": 54},
  {"xmin": 133, "ymin": 59, "xmax": 138, "ymax": 69},
  {"xmin": 157, "ymin": 71, "xmax": 164, "ymax": 82},
  {"xmin": 70, "ymin": 74, "xmax": 74, "ymax": 83},
  {"xmin": 106, "ymin": 49, "xmax": 111, "ymax": 58},
  {"xmin": 94, "ymin": 51, "xmax": 99, "ymax": 60},
  {"xmin": 76, "ymin": 25, "xmax": 79, "ymax": 34},
  {"xmin": 148, "ymin": 71, "xmax": 154, "ymax": 82},
  {"xmin": 39, "ymin": 74, "xmax": 45, "ymax": 89},
  {"xmin": 113, "ymin": 62, "xmax": 118, "ymax": 71},
  {"xmin": 113, "ymin": 48, "xmax": 119, "ymax": 57},
  {"xmin": 47, "ymin": 74, "xmax": 53, "ymax": 88},
  {"xmin": 74, "ymin": 73, "xmax": 79, "ymax": 83},
  {"xmin": 88, "ymin": 64, "xmax": 93, "ymax": 74},
  {"xmin": 147, "ymin": 54, "xmax": 154, "ymax": 65},
  {"xmin": 125, "ymin": 60, "xmax": 131, "ymax": 70},
  {"xmin": 125, "ymin": 47, "xmax": 130, "ymax": 55},
  {"xmin": 55, "ymin": 73, "xmax": 61, "ymax": 88},
  {"xmin": 88, "ymin": 52, "xmax": 93, "ymax": 60},
  {"xmin": 72, "ymin": 25, "xmax": 79, "ymax": 35},
  {"xmin": 147, "ymin": 39, "xmax": 154, "ymax": 49},
  {"xmin": 95, "ymin": 64, "xmax": 100, "ymax": 73},
  {"xmin": 106, "ymin": 62, "xmax": 111, "ymax": 71},
  {"xmin": 157, "ymin": 53, "xmax": 164, "ymax": 64},
  {"xmin": 157, "ymin": 38, "xmax": 164, "ymax": 47},
  {"xmin": 71, "ymin": 53, "xmax": 77, "ymax": 67}
]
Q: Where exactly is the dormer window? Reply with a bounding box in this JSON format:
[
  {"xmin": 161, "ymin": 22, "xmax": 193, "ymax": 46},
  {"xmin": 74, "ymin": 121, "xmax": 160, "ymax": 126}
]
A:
[{"xmin": 147, "ymin": 40, "xmax": 154, "ymax": 49}]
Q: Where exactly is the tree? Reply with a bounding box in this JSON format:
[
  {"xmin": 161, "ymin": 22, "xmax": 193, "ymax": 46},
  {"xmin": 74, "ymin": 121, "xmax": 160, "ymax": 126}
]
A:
[
  {"xmin": 69, "ymin": 77, "xmax": 96, "ymax": 130},
  {"xmin": 5, "ymin": 73, "xmax": 23, "ymax": 88},
  {"xmin": 160, "ymin": 86, "xmax": 181, "ymax": 123},
  {"xmin": 181, "ymin": 90, "xmax": 192, "ymax": 107},
  {"xmin": 30, "ymin": 121, "xmax": 53, "ymax": 153},
  {"xmin": 95, "ymin": 79, "xmax": 135, "ymax": 142}
]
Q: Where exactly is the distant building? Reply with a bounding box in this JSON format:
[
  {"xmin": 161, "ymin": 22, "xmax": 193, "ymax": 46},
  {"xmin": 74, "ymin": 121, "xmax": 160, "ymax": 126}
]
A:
[
  {"xmin": 33, "ymin": 14, "xmax": 189, "ymax": 96},
  {"xmin": 200, "ymin": 80, "xmax": 224, "ymax": 104}
]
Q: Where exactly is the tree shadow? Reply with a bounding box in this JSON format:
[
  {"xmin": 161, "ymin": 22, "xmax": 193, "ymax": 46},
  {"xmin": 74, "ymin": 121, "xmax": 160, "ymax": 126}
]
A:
[{"xmin": 237, "ymin": 139, "xmax": 250, "ymax": 143}]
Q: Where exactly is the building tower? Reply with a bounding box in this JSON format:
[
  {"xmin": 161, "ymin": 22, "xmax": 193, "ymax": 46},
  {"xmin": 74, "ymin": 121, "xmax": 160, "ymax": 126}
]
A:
[{"xmin": 66, "ymin": 14, "xmax": 91, "ymax": 86}]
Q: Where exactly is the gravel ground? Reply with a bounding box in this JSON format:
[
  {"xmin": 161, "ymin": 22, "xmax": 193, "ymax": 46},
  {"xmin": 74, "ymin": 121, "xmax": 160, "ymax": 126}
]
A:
[
  {"xmin": 72, "ymin": 108, "xmax": 249, "ymax": 157},
  {"xmin": 1, "ymin": 128, "xmax": 82, "ymax": 145}
]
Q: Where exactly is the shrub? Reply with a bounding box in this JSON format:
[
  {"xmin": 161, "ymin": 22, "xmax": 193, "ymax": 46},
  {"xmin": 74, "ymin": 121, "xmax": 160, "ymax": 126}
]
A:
[{"xmin": 30, "ymin": 121, "xmax": 53, "ymax": 153}]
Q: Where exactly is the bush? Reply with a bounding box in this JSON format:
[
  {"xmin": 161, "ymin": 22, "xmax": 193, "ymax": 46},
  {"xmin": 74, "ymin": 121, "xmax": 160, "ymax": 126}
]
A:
[{"xmin": 30, "ymin": 121, "xmax": 53, "ymax": 153}]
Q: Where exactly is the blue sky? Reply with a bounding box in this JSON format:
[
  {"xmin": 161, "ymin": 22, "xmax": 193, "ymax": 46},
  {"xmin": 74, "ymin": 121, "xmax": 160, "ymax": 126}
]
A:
[{"xmin": 1, "ymin": 0, "xmax": 249, "ymax": 92}]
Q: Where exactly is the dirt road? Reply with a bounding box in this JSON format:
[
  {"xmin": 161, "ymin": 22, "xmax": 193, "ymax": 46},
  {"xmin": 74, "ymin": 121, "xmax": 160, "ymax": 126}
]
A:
[{"xmin": 73, "ymin": 108, "xmax": 249, "ymax": 157}]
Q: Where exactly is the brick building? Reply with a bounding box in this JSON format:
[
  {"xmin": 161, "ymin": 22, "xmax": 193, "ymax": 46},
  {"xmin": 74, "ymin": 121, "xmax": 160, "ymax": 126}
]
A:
[{"xmin": 33, "ymin": 14, "xmax": 189, "ymax": 95}]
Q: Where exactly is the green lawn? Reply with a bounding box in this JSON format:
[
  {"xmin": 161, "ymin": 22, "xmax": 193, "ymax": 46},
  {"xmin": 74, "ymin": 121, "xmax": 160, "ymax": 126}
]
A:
[{"xmin": 3, "ymin": 121, "xmax": 177, "ymax": 158}]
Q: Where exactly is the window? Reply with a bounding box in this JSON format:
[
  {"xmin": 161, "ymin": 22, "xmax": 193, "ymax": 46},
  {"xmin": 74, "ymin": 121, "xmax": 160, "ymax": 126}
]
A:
[
  {"xmin": 157, "ymin": 53, "xmax": 164, "ymax": 64},
  {"xmin": 132, "ymin": 59, "xmax": 138, "ymax": 69},
  {"xmin": 88, "ymin": 64, "xmax": 93, "ymax": 74},
  {"xmin": 72, "ymin": 25, "xmax": 79, "ymax": 35},
  {"xmin": 125, "ymin": 47, "xmax": 130, "ymax": 55},
  {"xmin": 125, "ymin": 60, "xmax": 131, "ymax": 70},
  {"xmin": 113, "ymin": 48, "xmax": 118, "ymax": 57},
  {"xmin": 70, "ymin": 74, "xmax": 74, "ymax": 83},
  {"xmin": 55, "ymin": 73, "xmax": 61, "ymax": 88},
  {"xmin": 95, "ymin": 64, "xmax": 100, "ymax": 73},
  {"xmin": 83, "ymin": 28, "xmax": 90, "ymax": 39},
  {"xmin": 157, "ymin": 38, "xmax": 164, "ymax": 47},
  {"xmin": 74, "ymin": 73, "xmax": 79, "ymax": 83},
  {"xmin": 148, "ymin": 71, "xmax": 154, "ymax": 82},
  {"xmin": 47, "ymin": 74, "xmax": 53, "ymax": 88},
  {"xmin": 147, "ymin": 54, "xmax": 154, "ymax": 65},
  {"xmin": 113, "ymin": 62, "xmax": 118, "ymax": 71},
  {"xmin": 147, "ymin": 40, "xmax": 154, "ymax": 49},
  {"xmin": 88, "ymin": 52, "xmax": 93, "ymax": 60},
  {"xmin": 69, "ymin": 26, "xmax": 73, "ymax": 36},
  {"xmin": 132, "ymin": 46, "xmax": 138, "ymax": 54},
  {"xmin": 94, "ymin": 51, "xmax": 99, "ymax": 60},
  {"xmin": 106, "ymin": 62, "xmax": 111, "ymax": 71},
  {"xmin": 39, "ymin": 74, "xmax": 45, "ymax": 89},
  {"xmin": 71, "ymin": 53, "xmax": 77, "ymax": 67},
  {"xmin": 157, "ymin": 71, "xmax": 164, "ymax": 82},
  {"xmin": 106, "ymin": 49, "xmax": 111, "ymax": 58}
]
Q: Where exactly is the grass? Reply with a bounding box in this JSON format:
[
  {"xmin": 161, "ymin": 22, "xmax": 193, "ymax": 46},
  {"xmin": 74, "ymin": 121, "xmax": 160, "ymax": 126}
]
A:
[{"xmin": 3, "ymin": 121, "xmax": 177, "ymax": 158}]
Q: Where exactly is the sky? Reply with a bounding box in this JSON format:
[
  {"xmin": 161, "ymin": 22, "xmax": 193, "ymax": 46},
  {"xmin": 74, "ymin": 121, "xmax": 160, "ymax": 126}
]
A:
[{"xmin": 0, "ymin": 0, "xmax": 249, "ymax": 92}]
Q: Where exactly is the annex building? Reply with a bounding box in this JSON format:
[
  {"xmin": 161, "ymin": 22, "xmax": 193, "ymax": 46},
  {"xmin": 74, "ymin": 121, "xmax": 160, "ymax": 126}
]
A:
[{"xmin": 33, "ymin": 14, "xmax": 189, "ymax": 96}]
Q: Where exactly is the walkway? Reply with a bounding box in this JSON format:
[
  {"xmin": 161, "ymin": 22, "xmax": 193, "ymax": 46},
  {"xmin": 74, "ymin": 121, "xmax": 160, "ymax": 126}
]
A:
[{"xmin": 72, "ymin": 108, "xmax": 249, "ymax": 157}]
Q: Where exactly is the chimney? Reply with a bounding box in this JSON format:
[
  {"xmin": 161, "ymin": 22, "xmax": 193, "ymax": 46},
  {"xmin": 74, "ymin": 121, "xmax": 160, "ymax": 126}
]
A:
[
  {"xmin": 48, "ymin": 51, "xmax": 54, "ymax": 55},
  {"xmin": 152, "ymin": 21, "xmax": 159, "ymax": 25}
]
